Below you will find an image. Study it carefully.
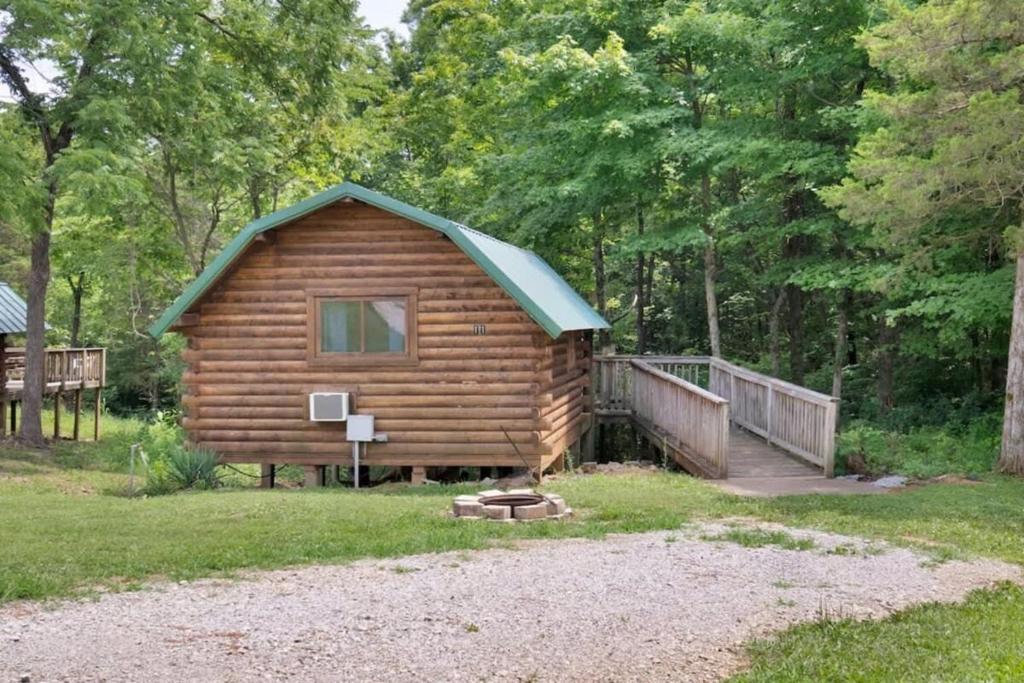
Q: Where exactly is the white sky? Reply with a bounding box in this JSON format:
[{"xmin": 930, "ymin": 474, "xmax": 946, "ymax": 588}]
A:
[
  {"xmin": 360, "ymin": 0, "xmax": 410, "ymax": 38},
  {"xmin": 0, "ymin": 2, "xmax": 409, "ymax": 101}
]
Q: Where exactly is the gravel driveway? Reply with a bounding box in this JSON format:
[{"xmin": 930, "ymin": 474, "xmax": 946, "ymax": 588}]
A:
[{"xmin": 2, "ymin": 522, "xmax": 1018, "ymax": 682}]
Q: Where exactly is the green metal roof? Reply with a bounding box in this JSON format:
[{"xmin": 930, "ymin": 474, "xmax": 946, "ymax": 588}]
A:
[
  {"xmin": 148, "ymin": 182, "xmax": 609, "ymax": 339},
  {"xmin": 0, "ymin": 282, "xmax": 30, "ymax": 335}
]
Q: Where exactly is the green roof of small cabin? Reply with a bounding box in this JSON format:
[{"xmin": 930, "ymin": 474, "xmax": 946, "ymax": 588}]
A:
[
  {"xmin": 149, "ymin": 183, "xmax": 610, "ymax": 339},
  {"xmin": 0, "ymin": 282, "xmax": 31, "ymax": 335}
]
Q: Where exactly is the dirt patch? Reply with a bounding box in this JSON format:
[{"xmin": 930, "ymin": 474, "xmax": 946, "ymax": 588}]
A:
[{"xmin": 1, "ymin": 523, "xmax": 1018, "ymax": 682}]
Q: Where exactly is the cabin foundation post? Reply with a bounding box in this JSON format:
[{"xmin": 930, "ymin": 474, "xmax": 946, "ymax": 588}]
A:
[
  {"xmin": 53, "ymin": 390, "xmax": 62, "ymax": 439},
  {"xmin": 0, "ymin": 333, "xmax": 6, "ymax": 438},
  {"xmin": 73, "ymin": 388, "xmax": 82, "ymax": 441},
  {"xmin": 10, "ymin": 399, "xmax": 16, "ymax": 433},
  {"xmin": 260, "ymin": 464, "xmax": 275, "ymax": 489},
  {"xmin": 304, "ymin": 465, "xmax": 324, "ymax": 488},
  {"xmin": 410, "ymin": 466, "xmax": 426, "ymax": 485},
  {"xmin": 93, "ymin": 388, "xmax": 102, "ymax": 440}
]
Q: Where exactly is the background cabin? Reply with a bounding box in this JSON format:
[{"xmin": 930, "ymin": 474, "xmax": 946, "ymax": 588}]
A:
[{"xmin": 150, "ymin": 183, "xmax": 609, "ymax": 485}]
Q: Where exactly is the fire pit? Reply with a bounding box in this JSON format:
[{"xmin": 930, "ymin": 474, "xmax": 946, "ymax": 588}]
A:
[{"xmin": 452, "ymin": 488, "xmax": 571, "ymax": 522}]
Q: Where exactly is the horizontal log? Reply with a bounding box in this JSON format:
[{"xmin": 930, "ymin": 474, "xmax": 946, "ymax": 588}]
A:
[
  {"xmin": 204, "ymin": 441, "xmax": 542, "ymax": 456},
  {"xmin": 216, "ymin": 453, "xmax": 541, "ymax": 468},
  {"xmin": 418, "ymin": 323, "xmax": 540, "ymax": 335},
  {"xmin": 183, "ymin": 370, "xmax": 539, "ymax": 384},
  {"xmin": 191, "ymin": 358, "xmax": 540, "ymax": 373},
  {"xmin": 184, "ymin": 417, "xmax": 539, "ymax": 432},
  {"xmin": 418, "ymin": 335, "xmax": 537, "ymax": 348},
  {"xmin": 195, "ymin": 382, "xmax": 537, "ymax": 397},
  {"xmin": 216, "ymin": 277, "xmax": 496, "ymax": 292},
  {"xmin": 245, "ymin": 252, "xmax": 469, "ymax": 267},
  {"xmin": 230, "ymin": 265, "xmax": 484, "ymax": 280},
  {"xmin": 191, "ymin": 428, "xmax": 538, "ymax": 444},
  {"xmin": 417, "ymin": 311, "xmax": 532, "ymax": 324}
]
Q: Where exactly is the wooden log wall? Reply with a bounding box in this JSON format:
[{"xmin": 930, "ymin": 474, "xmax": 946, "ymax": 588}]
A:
[
  {"xmin": 535, "ymin": 331, "xmax": 591, "ymax": 470},
  {"xmin": 180, "ymin": 201, "xmax": 591, "ymax": 470}
]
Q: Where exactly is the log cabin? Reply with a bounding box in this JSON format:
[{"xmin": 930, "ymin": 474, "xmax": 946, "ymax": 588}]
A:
[{"xmin": 149, "ymin": 183, "xmax": 609, "ymax": 485}]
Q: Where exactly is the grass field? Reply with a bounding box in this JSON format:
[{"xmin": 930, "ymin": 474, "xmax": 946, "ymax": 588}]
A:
[{"xmin": 2, "ymin": 415, "xmax": 1023, "ymax": 680}]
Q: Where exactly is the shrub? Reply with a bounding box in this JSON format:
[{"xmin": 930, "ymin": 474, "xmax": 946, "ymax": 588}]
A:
[{"xmin": 166, "ymin": 447, "xmax": 221, "ymax": 490}]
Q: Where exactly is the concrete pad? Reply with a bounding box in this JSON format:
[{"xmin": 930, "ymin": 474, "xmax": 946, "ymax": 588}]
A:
[{"xmin": 710, "ymin": 476, "xmax": 887, "ymax": 498}]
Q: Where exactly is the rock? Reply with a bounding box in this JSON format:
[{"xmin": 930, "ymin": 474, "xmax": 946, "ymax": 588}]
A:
[
  {"xmin": 482, "ymin": 505, "xmax": 512, "ymax": 521},
  {"xmin": 479, "ymin": 477, "xmax": 496, "ymax": 486},
  {"xmin": 20, "ymin": 675, "xmax": 30, "ymax": 683},
  {"xmin": 477, "ymin": 489, "xmax": 505, "ymax": 499},
  {"xmin": 837, "ymin": 474, "xmax": 863, "ymax": 481},
  {"xmin": 508, "ymin": 488, "xmax": 534, "ymax": 495},
  {"xmin": 453, "ymin": 495, "xmax": 481, "ymax": 503},
  {"xmin": 544, "ymin": 495, "xmax": 567, "ymax": 516},
  {"xmin": 513, "ymin": 502, "xmax": 549, "ymax": 521},
  {"xmin": 452, "ymin": 500, "xmax": 485, "ymax": 517},
  {"xmin": 581, "ymin": 461, "xmax": 598, "ymax": 474},
  {"xmin": 872, "ymin": 475, "xmax": 907, "ymax": 489}
]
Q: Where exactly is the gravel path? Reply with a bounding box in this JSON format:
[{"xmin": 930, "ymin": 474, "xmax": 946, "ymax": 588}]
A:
[{"xmin": 2, "ymin": 522, "xmax": 1019, "ymax": 682}]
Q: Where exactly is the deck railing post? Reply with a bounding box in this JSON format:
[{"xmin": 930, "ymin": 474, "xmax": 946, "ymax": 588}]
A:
[{"xmin": 766, "ymin": 383, "xmax": 774, "ymax": 446}]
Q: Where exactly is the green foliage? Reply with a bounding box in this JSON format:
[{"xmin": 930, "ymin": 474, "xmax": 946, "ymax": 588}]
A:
[
  {"xmin": 164, "ymin": 447, "xmax": 221, "ymax": 491},
  {"xmin": 838, "ymin": 418, "xmax": 1001, "ymax": 479}
]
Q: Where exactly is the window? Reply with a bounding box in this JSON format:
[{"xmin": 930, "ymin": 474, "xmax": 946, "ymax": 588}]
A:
[{"xmin": 308, "ymin": 288, "xmax": 417, "ymax": 364}]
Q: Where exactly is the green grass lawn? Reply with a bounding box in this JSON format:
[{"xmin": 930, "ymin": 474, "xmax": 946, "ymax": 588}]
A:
[{"xmin": 3, "ymin": 418, "xmax": 1024, "ymax": 680}]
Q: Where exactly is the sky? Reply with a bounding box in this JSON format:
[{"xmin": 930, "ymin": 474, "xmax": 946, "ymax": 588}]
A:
[
  {"xmin": 359, "ymin": 0, "xmax": 410, "ymax": 38},
  {"xmin": 0, "ymin": 2, "xmax": 409, "ymax": 101}
]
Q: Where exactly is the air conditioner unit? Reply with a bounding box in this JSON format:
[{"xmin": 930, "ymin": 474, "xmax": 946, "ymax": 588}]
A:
[{"xmin": 309, "ymin": 392, "xmax": 349, "ymax": 422}]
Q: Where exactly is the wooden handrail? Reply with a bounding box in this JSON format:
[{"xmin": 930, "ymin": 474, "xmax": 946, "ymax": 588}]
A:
[
  {"xmin": 3, "ymin": 347, "xmax": 106, "ymax": 387},
  {"xmin": 630, "ymin": 359, "xmax": 730, "ymax": 478},
  {"xmin": 594, "ymin": 354, "xmax": 838, "ymax": 477}
]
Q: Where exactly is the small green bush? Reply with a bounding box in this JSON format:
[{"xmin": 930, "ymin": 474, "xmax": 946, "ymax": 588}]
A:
[
  {"xmin": 166, "ymin": 447, "xmax": 221, "ymax": 490},
  {"xmin": 837, "ymin": 415, "xmax": 999, "ymax": 479}
]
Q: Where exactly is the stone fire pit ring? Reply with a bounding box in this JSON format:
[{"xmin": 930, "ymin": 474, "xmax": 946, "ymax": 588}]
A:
[{"xmin": 451, "ymin": 489, "xmax": 571, "ymax": 522}]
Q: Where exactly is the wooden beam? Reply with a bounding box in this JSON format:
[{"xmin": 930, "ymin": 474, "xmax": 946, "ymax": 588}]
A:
[
  {"xmin": 53, "ymin": 390, "xmax": 62, "ymax": 439},
  {"xmin": 73, "ymin": 388, "xmax": 82, "ymax": 441},
  {"xmin": 93, "ymin": 387, "xmax": 102, "ymax": 440},
  {"xmin": 0, "ymin": 333, "xmax": 6, "ymax": 438},
  {"xmin": 260, "ymin": 463, "xmax": 275, "ymax": 489}
]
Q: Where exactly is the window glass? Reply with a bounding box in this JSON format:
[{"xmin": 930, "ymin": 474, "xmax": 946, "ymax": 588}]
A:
[
  {"xmin": 364, "ymin": 300, "xmax": 407, "ymax": 352},
  {"xmin": 319, "ymin": 298, "xmax": 408, "ymax": 354},
  {"xmin": 320, "ymin": 300, "xmax": 361, "ymax": 352}
]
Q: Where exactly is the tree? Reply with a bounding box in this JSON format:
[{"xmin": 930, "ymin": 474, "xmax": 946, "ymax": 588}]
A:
[{"xmin": 823, "ymin": 0, "xmax": 1024, "ymax": 470}]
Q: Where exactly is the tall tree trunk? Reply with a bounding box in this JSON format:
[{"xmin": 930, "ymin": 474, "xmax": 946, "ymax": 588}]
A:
[
  {"xmin": 769, "ymin": 289, "xmax": 785, "ymax": 376},
  {"xmin": 68, "ymin": 272, "xmax": 86, "ymax": 348},
  {"xmin": 592, "ymin": 214, "xmax": 610, "ymax": 350},
  {"xmin": 832, "ymin": 290, "xmax": 850, "ymax": 400},
  {"xmin": 704, "ymin": 240, "xmax": 721, "ymax": 358},
  {"xmin": 20, "ymin": 226, "xmax": 51, "ymax": 446},
  {"xmin": 999, "ymin": 252, "xmax": 1024, "ymax": 473},
  {"xmin": 701, "ymin": 173, "xmax": 721, "ymax": 357},
  {"xmin": 635, "ymin": 202, "xmax": 647, "ymax": 354},
  {"xmin": 876, "ymin": 314, "xmax": 897, "ymax": 415}
]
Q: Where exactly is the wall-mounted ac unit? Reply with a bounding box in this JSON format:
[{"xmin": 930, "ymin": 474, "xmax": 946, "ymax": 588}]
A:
[{"xmin": 309, "ymin": 392, "xmax": 349, "ymax": 421}]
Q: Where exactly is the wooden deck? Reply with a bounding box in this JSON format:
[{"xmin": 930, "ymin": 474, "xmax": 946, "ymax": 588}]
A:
[
  {"xmin": 593, "ymin": 356, "xmax": 839, "ymax": 481},
  {"xmin": 2, "ymin": 347, "xmax": 106, "ymax": 440},
  {"xmin": 726, "ymin": 427, "xmax": 821, "ymax": 478}
]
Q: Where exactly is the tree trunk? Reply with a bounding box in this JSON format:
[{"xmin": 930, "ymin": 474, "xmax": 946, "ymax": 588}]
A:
[
  {"xmin": 700, "ymin": 173, "xmax": 721, "ymax": 357},
  {"xmin": 68, "ymin": 272, "xmax": 86, "ymax": 348},
  {"xmin": 635, "ymin": 202, "xmax": 647, "ymax": 354},
  {"xmin": 20, "ymin": 228, "xmax": 51, "ymax": 446},
  {"xmin": 769, "ymin": 289, "xmax": 785, "ymax": 376},
  {"xmin": 592, "ymin": 214, "xmax": 610, "ymax": 350},
  {"xmin": 832, "ymin": 290, "xmax": 850, "ymax": 400},
  {"xmin": 703, "ymin": 240, "xmax": 721, "ymax": 357},
  {"xmin": 877, "ymin": 314, "xmax": 897, "ymax": 415},
  {"xmin": 999, "ymin": 252, "xmax": 1024, "ymax": 474}
]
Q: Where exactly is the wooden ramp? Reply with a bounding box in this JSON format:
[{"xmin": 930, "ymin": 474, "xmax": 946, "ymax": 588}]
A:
[
  {"xmin": 726, "ymin": 427, "xmax": 820, "ymax": 478},
  {"xmin": 593, "ymin": 356, "xmax": 840, "ymax": 484}
]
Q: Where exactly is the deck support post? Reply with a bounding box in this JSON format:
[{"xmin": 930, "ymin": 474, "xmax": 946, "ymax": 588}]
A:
[
  {"xmin": 53, "ymin": 389, "xmax": 62, "ymax": 439},
  {"xmin": 260, "ymin": 463, "xmax": 275, "ymax": 489},
  {"xmin": 410, "ymin": 466, "xmax": 426, "ymax": 485},
  {"xmin": 73, "ymin": 388, "xmax": 82, "ymax": 441},
  {"xmin": 93, "ymin": 387, "xmax": 102, "ymax": 440},
  {"xmin": 304, "ymin": 465, "xmax": 324, "ymax": 488},
  {"xmin": 0, "ymin": 333, "xmax": 6, "ymax": 438},
  {"xmin": 10, "ymin": 400, "xmax": 16, "ymax": 434}
]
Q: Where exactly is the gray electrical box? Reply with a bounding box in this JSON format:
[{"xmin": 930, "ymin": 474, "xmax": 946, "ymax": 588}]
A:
[{"xmin": 346, "ymin": 414, "xmax": 375, "ymax": 442}]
